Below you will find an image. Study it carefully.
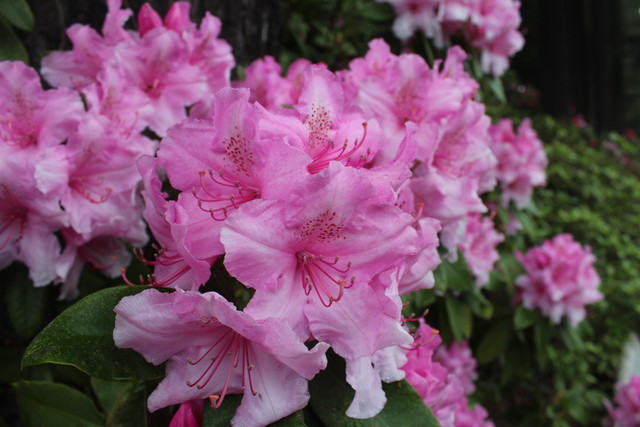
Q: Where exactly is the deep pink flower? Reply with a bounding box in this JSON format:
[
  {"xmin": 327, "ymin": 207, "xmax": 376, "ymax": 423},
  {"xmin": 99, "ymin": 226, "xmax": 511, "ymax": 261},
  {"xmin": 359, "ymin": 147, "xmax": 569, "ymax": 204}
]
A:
[
  {"xmin": 606, "ymin": 376, "xmax": 640, "ymax": 427},
  {"xmin": 401, "ymin": 320, "xmax": 466, "ymax": 424},
  {"xmin": 434, "ymin": 340, "xmax": 478, "ymax": 395},
  {"xmin": 169, "ymin": 400, "xmax": 204, "ymax": 427},
  {"xmin": 114, "ymin": 288, "xmax": 328, "ymax": 427},
  {"xmin": 401, "ymin": 321, "xmax": 493, "ymax": 426},
  {"xmin": 515, "ymin": 234, "xmax": 602, "ymax": 326}
]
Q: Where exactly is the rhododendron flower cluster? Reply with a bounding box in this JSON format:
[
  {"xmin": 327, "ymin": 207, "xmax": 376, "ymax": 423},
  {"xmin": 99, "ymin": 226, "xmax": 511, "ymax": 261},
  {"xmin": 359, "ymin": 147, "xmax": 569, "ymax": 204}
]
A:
[
  {"xmin": 41, "ymin": 0, "xmax": 234, "ymax": 137},
  {"xmin": 118, "ymin": 71, "xmax": 442, "ymax": 421},
  {"xmin": 0, "ymin": 0, "xmax": 552, "ymax": 423},
  {"xmin": 488, "ymin": 118, "xmax": 547, "ymax": 208},
  {"xmin": 401, "ymin": 320, "xmax": 493, "ymax": 426},
  {"xmin": 0, "ymin": 60, "xmax": 153, "ymax": 299},
  {"xmin": 0, "ymin": 1, "xmax": 235, "ymax": 299},
  {"xmin": 458, "ymin": 212, "xmax": 504, "ymax": 287},
  {"xmin": 339, "ymin": 39, "xmax": 497, "ymax": 253},
  {"xmin": 383, "ymin": 0, "xmax": 525, "ymax": 75},
  {"xmin": 515, "ymin": 234, "xmax": 603, "ymax": 326},
  {"xmin": 606, "ymin": 376, "xmax": 640, "ymax": 427}
]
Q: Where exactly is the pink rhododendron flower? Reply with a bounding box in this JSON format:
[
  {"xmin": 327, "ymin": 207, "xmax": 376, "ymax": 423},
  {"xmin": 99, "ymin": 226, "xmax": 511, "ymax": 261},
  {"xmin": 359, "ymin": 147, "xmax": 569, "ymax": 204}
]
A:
[
  {"xmin": 384, "ymin": 0, "xmax": 444, "ymax": 43},
  {"xmin": 505, "ymin": 212, "xmax": 522, "ymax": 235},
  {"xmin": 259, "ymin": 65, "xmax": 380, "ymax": 175},
  {"xmin": 0, "ymin": 61, "xmax": 83, "ymax": 149},
  {"xmin": 131, "ymin": 156, "xmax": 215, "ymax": 291},
  {"xmin": 236, "ymin": 56, "xmax": 317, "ymax": 111},
  {"xmin": 434, "ymin": 340, "xmax": 478, "ymax": 395},
  {"xmin": 453, "ymin": 403, "xmax": 494, "ymax": 427},
  {"xmin": 398, "ymin": 217, "xmax": 442, "ymax": 294},
  {"xmin": 0, "ymin": 60, "xmax": 154, "ymax": 296},
  {"xmin": 341, "ymin": 40, "xmax": 496, "ymax": 248},
  {"xmin": 169, "ymin": 400, "xmax": 204, "ymax": 427},
  {"xmin": 156, "ymin": 87, "xmax": 309, "ymax": 263},
  {"xmin": 606, "ymin": 376, "xmax": 640, "ymax": 427},
  {"xmin": 489, "ymin": 118, "xmax": 547, "ymax": 208},
  {"xmin": 0, "ymin": 146, "xmax": 67, "ymax": 287},
  {"xmin": 469, "ymin": 0, "xmax": 525, "ymax": 76},
  {"xmin": 401, "ymin": 320, "xmax": 494, "ymax": 426},
  {"xmin": 381, "ymin": 0, "xmax": 524, "ymax": 75},
  {"xmin": 114, "ymin": 288, "xmax": 328, "ymax": 427},
  {"xmin": 221, "ymin": 163, "xmax": 425, "ymax": 417},
  {"xmin": 515, "ymin": 234, "xmax": 603, "ymax": 326},
  {"xmin": 41, "ymin": 1, "xmax": 234, "ymax": 136},
  {"xmin": 458, "ymin": 213, "xmax": 504, "ymax": 287}
]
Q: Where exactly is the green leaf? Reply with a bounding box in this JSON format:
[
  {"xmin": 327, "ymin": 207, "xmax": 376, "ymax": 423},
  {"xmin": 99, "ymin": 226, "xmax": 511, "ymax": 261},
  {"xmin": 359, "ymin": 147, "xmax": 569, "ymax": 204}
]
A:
[
  {"xmin": 468, "ymin": 289, "xmax": 494, "ymax": 319},
  {"xmin": 13, "ymin": 380, "xmax": 104, "ymax": 427},
  {"xmin": 359, "ymin": 2, "xmax": 393, "ymax": 21},
  {"xmin": 3, "ymin": 263, "xmax": 49, "ymax": 339},
  {"xmin": 434, "ymin": 251, "xmax": 474, "ymax": 292},
  {"xmin": 514, "ymin": 306, "xmax": 537, "ymax": 329},
  {"xmin": 0, "ymin": 0, "xmax": 33, "ymax": 30},
  {"xmin": 534, "ymin": 321, "xmax": 552, "ymax": 369},
  {"xmin": 445, "ymin": 294, "xmax": 472, "ymax": 340},
  {"xmin": 91, "ymin": 379, "xmax": 147, "ymax": 427},
  {"xmin": 476, "ymin": 319, "xmax": 513, "ymax": 364},
  {"xmin": 309, "ymin": 351, "xmax": 439, "ymax": 426},
  {"xmin": 22, "ymin": 286, "xmax": 166, "ymax": 381},
  {"xmin": 488, "ymin": 76, "xmax": 506, "ymax": 104},
  {"xmin": 203, "ymin": 394, "xmax": 242, "ymax": 426},
  {"xmin": 0, "ymin": 16, "xmax": 28, "ymax": 63},
  {"xmin": 271, "ymin": 410, "xmax": 307, "ymax": 426},
  {"xmin": 496, "ymin": 252, "xmax": 523, "ymax": 286},
  {"xmin": 0, "ymin": 347, "xmax": 23, "ymax": 383}
]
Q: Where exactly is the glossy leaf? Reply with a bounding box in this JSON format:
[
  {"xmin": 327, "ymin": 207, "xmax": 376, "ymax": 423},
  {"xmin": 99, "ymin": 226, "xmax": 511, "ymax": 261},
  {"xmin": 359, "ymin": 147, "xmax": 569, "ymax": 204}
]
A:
[
  {"xmin": 202, "ymin": 394, "xmax": 242, "ymax": 427},
  {"xmin": 308, "ymin": 352, "xmax": 439, "ymax": 426},
  {"xmin": 22, "ymin": 286, "xmax": 166, "ymax": 381},
  {"xmin": 3, "ymin": 264, "xmax": 49, "ymax": 339},
  {"xmin": 514, "ymin": 306, "xmax": 537, "ymax": 329},
  {"xmin": 476, "ymin": 319, "xmax": 514, "ymax": 364},
  {"xmin": 0, "ymin": 0, "xmax": 33, "ymax": 30},
  {"xmin": 468, "ymin": 289, "xmax": 494, "ymax": 319},
  {"xmin": 445, "ymin": 294, "xmax": 472, "ymax": 340},
  {"xmin": 488, "ymin": 76, "xmax": 506, "ymax": 104},
  {"xmin": 0, "ymin": 347, "xmax": 22, "ymax": 383},
  {"xmin": 0, "ymin": 15, "xmax": 28, "ymax": 62},
  {"xmin": 434, "ymin": 251, "xmax": 474, "ymax": 293},
  {"xmin": 91, "ymin": 378, "xmax": 147, "ymax": 427},
  {"xmin": 13, "ymin": 380, "xmax": 104, "ymax": 427}
]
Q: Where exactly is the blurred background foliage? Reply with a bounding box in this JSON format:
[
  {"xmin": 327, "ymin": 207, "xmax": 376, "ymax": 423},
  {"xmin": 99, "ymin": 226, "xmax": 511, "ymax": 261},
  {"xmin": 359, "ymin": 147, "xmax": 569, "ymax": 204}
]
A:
[{"xmin": 1, "ymin": 0, "xmax": 640, "ymax": 426}]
